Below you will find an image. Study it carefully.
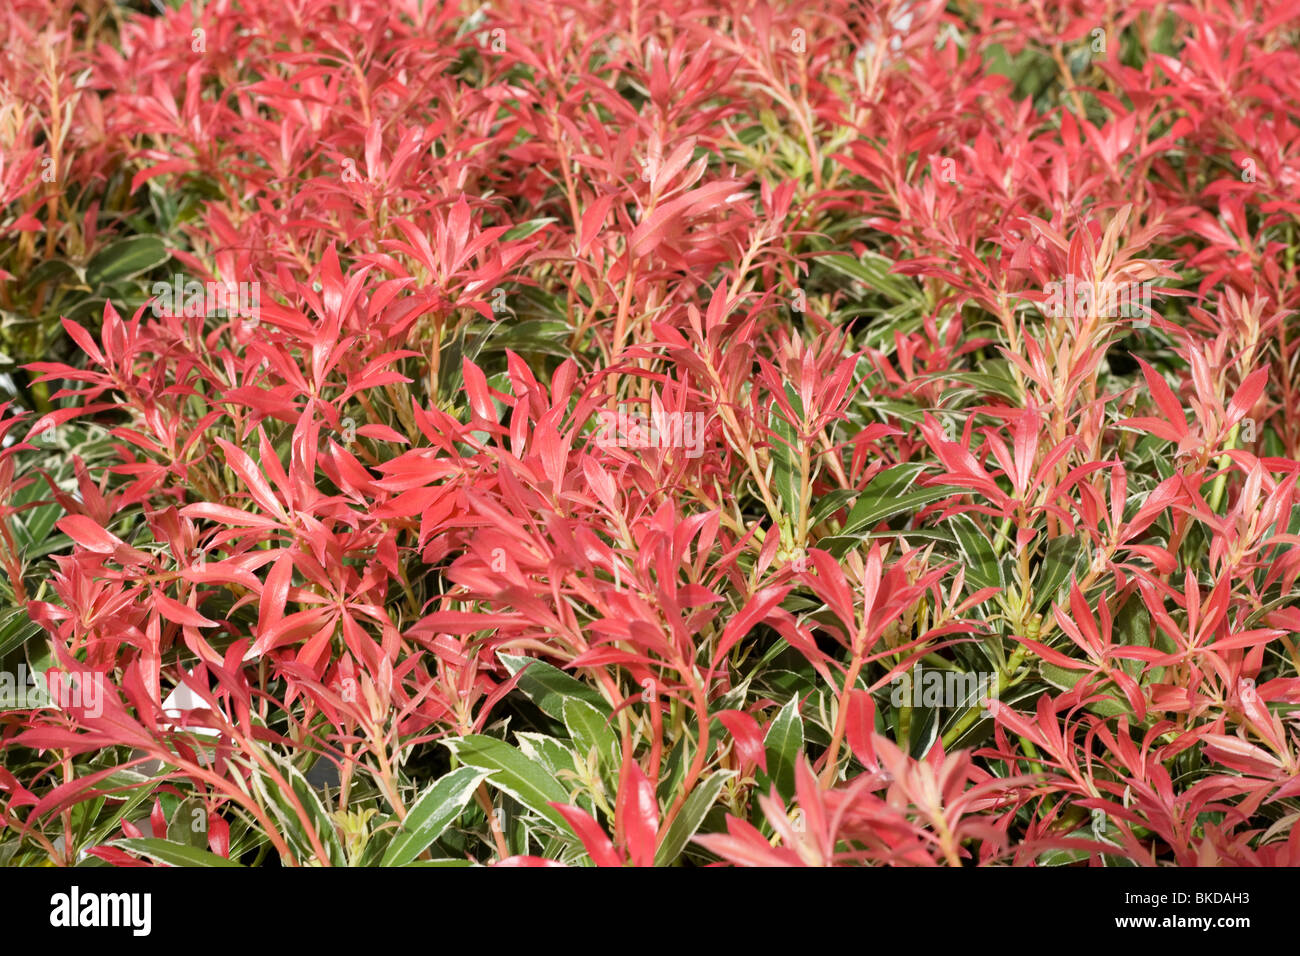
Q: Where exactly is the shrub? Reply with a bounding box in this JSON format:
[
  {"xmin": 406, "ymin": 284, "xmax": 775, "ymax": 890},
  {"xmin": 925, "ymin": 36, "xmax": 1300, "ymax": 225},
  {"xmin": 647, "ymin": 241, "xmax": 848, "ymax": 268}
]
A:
[{"xmin": 1, "ymin": 0, "xmax": 1299, "ymax": 867}]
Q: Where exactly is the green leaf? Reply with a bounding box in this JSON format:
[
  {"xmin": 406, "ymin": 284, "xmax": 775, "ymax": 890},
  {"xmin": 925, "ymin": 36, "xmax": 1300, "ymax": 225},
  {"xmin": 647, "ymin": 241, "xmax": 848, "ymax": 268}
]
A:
[
  {"xmin": 255, "ymin": 758, "xmax": 346, "ymax": 866},
  {"xmin": 22, "ymin": 258, "xmax": 82, "ymax": 291},
  {"xmin": 1040, "ymin": 661, "xmax": 1086, "ymax": 692},
  {"xmin": 823, "ymin": 464, "xmax": 957, "ymax": 556},
  {"xmin": 768, "ymin": 384, "xmax": 804, "ymax": 520},
  {"xmin": 906, "ymin": 703, "xmax": 939, "ymax": 757},
  {"xmin": 762, "ymin": 696, "xmax": 803, "ymax": 799},
  {"xmin": 855, "ymin": 309, "xmax": 926, "ymax": 353},
  {"xmin": 0, "ymin": 610, "xmax": 42, "ymax": 660},
  {"xmin": 1034, "ymin": 535, "xmax": 1081, "ymax": 612},
  {"xmin": 498, "ymin": 652, "xmax": 610, "ymax": 720},
  {"xmin": 1086, "ymin": 693, "xmax": 1133, "ymax": 718},
  {"xmin": 516, "ymin": 732, "xmax": 580, "ymax": 782},
  {"xmin": 839, "ymin": 462, "xmax": 926, "ymax": 530},
  {"xmin": 656, "ymin": 736, "xmax": 689, "ymax": 806},
  {"xmin": 501, "ymin": 217, "xmax": 557, "ymax": 240},
  {"xmin": 10, "ymin": 637, "xmax": 57, "ymax": 711},
  {"xmin": 287, "ymin": 765, "xmax": 346, "ymax": 865},
  {"xmin": 656, "ymin": 771, "xmax": 732, "ymax": 866},
  {"xmin": 818, "ymin": 252, "xmax": 917, "ymax": 305},
  {"xmin": 950, "ymin": 513, "xmax": 1004, "ymax": 593},
  {"xmin": 167, "ymin": 797, "xmax": 209, "ymax": 848},
  {"xmin": 480, "ymin": 320, "xmax": 575, "ymax": 358},
  {"xmin": 13, "ymin": 501, "xmax": 66, "ymax": 558},
  {"xmin": 443, "ymin": 735, "xmax": 571, "ymax": 830},
  {"xmin": 940, "ymin": 367, "xmax": 1023, "ymax": 402},
  {"xmin": 65, "ymin": 296, "xmax": 110, "ymax": 322},
  {"xmin": 1036, "ymin": 846, "xmax": 1090, "ymax": 866},
  {"xmin": 83, "ymin": 776, "xmax": 158, "ymax": 849},
  {"xmin": 562, "ymin": 698, "xmax": 619, "ymax": 772},
  {"xmin": 1114, "ymin": 596, "xmax": 1159, "ymax": 681},
  {"xmin": 809, "ymin": 488, "xmax": 857, "ymax": 526},
  {"xmin": 400, "ymin": 859, "xmax": 478, "ymax": 867},
  {"xmin": 112, "ymin": 837, "xmax": 242, "ymax": 867},
  {"xmin": 85, "ymin": 236, "xmax": 170, "ymax": 287},
  {"xmin": 380, "ymin": 766, "xmax": 489, "ymax": 867}
]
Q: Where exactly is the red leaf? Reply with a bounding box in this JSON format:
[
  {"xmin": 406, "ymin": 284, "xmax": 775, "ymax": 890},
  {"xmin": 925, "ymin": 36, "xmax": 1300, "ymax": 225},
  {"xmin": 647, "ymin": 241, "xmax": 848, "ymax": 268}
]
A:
[
  {"xmin": 551, "ymin": 804, "xmax": 622, "ymax": 867},
  {"xmin": 615, "ymin": 760, "xmax": 658, "ymax": 868},
  {"xmin": 1134, "ymin": 358, "xmax": 1188, "ymax": 440},
  {"xmin": 207, "ymin": 815, "xmax": 231, "ymax": 858},
  {"xmin": 154, "ymin": 593, "xmax": 217, "ymax": 628},
  {"xmin": 711, "ymin": 585, "xmax": 790, "ymax": 675},
  {"xmin": 462, "ymin": 359, "xmax": 497, "ymax": 425},
  {"xmin": 578, "ymin": 194, "xmax": 615, "ymax": 254},
  {"xmin": 216, "ymin": 438, "xmax": 289, "ymax": 521},
  {"xmin": 257, "ymin": 553, "xmax": 294, "ymax": 637},
  {"xmin": 843, "ymin": 690, "xmax": 877, "ymax": 768},
  {"xmin": 1227, "ymin": 367, "xmax": 1268, "ymax": 426},
  {"xmin": 57, "ymin": 514, "xmax": 121, "ymax": 554},
  {"xmin": 717, "ymin": 710, "xmax": 766, "ymax": 772}
]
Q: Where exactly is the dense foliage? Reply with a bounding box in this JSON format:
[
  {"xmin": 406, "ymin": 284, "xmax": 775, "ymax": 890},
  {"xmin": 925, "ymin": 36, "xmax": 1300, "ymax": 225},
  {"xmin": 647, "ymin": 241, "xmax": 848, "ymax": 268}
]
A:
[{"xmin": 2, "ymin": 0, "xmax": 1300, "ymax": 867}]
